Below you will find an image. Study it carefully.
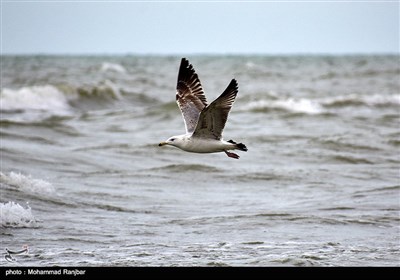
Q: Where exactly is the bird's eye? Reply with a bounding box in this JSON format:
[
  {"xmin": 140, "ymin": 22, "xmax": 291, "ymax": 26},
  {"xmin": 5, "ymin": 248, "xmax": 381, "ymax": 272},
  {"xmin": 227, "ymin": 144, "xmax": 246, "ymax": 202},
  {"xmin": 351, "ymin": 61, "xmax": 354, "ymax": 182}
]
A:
[{"xmin": 171, "ymin": 138, "xmax": 175, "ymax": 142}]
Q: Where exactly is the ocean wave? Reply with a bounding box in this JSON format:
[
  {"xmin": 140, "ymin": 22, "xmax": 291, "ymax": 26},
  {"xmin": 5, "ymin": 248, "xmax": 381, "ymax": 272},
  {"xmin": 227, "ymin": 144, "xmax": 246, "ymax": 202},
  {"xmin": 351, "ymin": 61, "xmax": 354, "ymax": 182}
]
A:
[
  {"xmin": 242, "ymin": 98, "xmax": 324, "ymax": 114},
  {"xmin": 316, "ymin": 138, "xmax": 382, "ymax": 152},
  {"xmin": 72, "ymin": 79, "xmax": 122, "ymax": 101},
  {"xmin": 0, "ymin": 81, "xmax": 125, "ymax": 122},
  {"xmin": 331, "ymin": 155, "xmax": 373, "ymax": 164},
  {"xmin": 241, "ymin": 93, "xmax": 400, "ymax": 115},
  {"xmin": 0, "ymin": 172, "xmax": 55, "ymax": 194},
  {"xmin": 148, "ymin": 164, "xmax": 222, "ymax": 173},
  {"xmin": 169, "ymin": 212, "xmax": 352, "ymax": 228},
  {"xmin": 236, "ymin": 171, "xmax": 295, "ymax": 182},
  {"xmin": 100, "ymin": 62, "xmax": 127, "ymax": 74},
  {"xmin": 0, "ymin": 201, "xmax": 38, "ymax": 228},
  {"xmin": 317, "ymin": 68, "xmax": 400, "ymax": 80},
  {"xmin": 1, "ymin": 85, "xmax": 71, "ymax": 113},
  {"xmin": 322, "ymin": 94, "xmax": 400, "ymax": 108}
]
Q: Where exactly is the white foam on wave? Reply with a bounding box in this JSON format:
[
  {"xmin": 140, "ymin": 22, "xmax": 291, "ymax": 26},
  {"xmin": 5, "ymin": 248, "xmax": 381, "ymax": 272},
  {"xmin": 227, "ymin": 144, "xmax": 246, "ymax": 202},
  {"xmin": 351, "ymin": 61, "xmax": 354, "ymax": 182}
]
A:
[
  {"xmin": 242, "ymin": 93, "xmax": 400, "ymax": 115},
  {"xmin": 0, "ymin": 201, "xmax": 37, "ymax": 228},
  {"xmin": 1, "ymin": 85, "xmax": 72, "ymax": 113},
  {"xmin": 366, "ymin": 94, "xmax": 400, "ymax": 106},
  {"xmin": 244, "ymin": 98, "xmax": 324, "ymax": 114},
  {"xmin": 322, "ymin": 93, "xmax": 400, "ymax": 107},
  {"xmin": 273, "ymin": 98, "xmax": 324, "ymax": 114},
  {"xmin": 0, "ymin": 172, "xmax": 55, "ymax": 194},
  {"xmin": 100, "ymin": 62, "xmax": 127, "ymax": 74}
]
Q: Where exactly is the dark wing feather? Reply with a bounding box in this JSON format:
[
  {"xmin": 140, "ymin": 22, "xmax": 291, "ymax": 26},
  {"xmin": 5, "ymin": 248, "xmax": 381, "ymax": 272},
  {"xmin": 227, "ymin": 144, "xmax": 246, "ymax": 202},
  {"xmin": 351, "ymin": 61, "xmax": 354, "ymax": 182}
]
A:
[
  {"xmin": 193, "ymin": 79, "xmax": 238, "ymax": 140},
  {"xmin": 176, "ymin": 58, "xmax": 208, "ymax": 133}
]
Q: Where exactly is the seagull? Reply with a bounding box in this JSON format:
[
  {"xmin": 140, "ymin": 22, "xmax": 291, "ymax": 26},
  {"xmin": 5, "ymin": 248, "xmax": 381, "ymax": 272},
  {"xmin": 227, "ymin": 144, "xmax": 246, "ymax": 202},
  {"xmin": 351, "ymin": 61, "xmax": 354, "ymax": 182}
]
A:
[{"xmin": 159, "ymin": 58, "xmax": 247, "ymax": 159}]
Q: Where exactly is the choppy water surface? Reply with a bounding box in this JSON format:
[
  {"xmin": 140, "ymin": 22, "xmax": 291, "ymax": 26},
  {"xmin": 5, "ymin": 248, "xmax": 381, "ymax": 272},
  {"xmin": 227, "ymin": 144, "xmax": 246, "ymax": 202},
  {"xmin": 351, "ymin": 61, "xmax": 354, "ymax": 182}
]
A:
[{"xmin": 1, "ymin": 55, "xmax": 399, "ymax": 266}]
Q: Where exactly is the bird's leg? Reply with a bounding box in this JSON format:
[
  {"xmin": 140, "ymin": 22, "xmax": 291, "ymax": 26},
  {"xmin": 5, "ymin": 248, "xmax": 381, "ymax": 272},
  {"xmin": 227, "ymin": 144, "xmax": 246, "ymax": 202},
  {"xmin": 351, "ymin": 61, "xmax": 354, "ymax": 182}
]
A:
[{"xmin": 224, "ymin": 150, "xmax": 239, "ymax": 159}]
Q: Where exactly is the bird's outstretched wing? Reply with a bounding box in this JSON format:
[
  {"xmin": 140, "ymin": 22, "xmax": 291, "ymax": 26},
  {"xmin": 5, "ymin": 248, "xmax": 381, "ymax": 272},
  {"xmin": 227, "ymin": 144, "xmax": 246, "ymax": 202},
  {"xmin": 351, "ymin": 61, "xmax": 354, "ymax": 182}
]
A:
[
  {"xmin": 193, "ymin": 79, "xmax": 238, "ymax": 140},
  {"xmin": 176, "ymin": 58, "xmax": 208, "ymax": 133}
]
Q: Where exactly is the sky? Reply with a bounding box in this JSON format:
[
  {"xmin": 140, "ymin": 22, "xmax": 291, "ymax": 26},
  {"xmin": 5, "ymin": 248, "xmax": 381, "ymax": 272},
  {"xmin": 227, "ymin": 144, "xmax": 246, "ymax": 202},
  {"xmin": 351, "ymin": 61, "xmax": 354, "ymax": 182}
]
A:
[{"xmin": 1, "ymin": 1, "xmax": 399, "ymax": 55}]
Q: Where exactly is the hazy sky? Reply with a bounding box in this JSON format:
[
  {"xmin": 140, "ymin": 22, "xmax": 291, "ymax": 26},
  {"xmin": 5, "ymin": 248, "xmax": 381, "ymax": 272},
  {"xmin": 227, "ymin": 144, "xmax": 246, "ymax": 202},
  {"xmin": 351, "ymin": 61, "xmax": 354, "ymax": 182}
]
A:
[{"xmin": 2, "ymin": 1, "xmax": 399, "ymax": 55}]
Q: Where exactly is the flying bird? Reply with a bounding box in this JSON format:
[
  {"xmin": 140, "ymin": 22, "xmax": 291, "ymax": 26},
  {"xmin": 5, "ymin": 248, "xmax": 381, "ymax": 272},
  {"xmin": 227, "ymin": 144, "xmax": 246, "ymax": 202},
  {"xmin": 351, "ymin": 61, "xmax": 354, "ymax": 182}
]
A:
[{"xmin": 159, "ymin": 58, "xmax": 247, "ymax": 159}]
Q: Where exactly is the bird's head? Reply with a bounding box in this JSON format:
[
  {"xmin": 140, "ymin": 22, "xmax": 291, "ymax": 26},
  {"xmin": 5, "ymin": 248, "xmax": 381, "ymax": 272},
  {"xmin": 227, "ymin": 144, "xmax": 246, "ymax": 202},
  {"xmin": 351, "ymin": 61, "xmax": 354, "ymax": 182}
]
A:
[{"xmin": 158, "ymin": 136, "xmax": 184, "ymax": 148}]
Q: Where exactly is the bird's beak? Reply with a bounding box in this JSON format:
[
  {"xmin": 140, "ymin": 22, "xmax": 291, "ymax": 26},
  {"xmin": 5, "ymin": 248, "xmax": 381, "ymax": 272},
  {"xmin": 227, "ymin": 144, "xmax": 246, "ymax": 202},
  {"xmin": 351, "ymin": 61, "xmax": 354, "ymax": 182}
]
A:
[{"xmin": 158, "ymin": 142, "xmax": 167, "ymax": 147}]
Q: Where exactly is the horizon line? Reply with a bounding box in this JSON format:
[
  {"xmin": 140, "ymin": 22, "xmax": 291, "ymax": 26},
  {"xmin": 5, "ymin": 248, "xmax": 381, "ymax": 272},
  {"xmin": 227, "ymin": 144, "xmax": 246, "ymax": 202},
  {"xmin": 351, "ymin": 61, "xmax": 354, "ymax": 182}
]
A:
[{"xmin": 1, "ymin": 51, "xmax": 399, "ymax": 57}]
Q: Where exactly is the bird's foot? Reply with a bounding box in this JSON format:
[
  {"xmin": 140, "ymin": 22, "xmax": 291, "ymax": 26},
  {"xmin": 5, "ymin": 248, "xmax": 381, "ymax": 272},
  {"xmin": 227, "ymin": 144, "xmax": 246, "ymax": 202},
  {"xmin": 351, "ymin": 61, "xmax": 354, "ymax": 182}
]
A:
[{"xmin": 225, "ymin": 151, "xmax": 239, "ymax": 159}]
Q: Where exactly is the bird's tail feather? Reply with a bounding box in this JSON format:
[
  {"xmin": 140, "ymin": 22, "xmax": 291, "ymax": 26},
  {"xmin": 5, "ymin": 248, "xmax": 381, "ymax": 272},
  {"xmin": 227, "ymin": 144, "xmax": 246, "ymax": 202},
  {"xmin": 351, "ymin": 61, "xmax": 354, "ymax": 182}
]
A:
[{"xmin": 228, "ymin": 140, "xmax": 248, "ymax": 152}]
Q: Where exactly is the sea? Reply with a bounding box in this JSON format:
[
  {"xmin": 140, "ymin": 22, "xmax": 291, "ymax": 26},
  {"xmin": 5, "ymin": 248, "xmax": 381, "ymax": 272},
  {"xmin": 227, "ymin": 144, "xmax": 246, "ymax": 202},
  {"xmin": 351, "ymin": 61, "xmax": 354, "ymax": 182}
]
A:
[{"xmin": 1, "ymin": 55, "xmax": 399, "ymax": 266}]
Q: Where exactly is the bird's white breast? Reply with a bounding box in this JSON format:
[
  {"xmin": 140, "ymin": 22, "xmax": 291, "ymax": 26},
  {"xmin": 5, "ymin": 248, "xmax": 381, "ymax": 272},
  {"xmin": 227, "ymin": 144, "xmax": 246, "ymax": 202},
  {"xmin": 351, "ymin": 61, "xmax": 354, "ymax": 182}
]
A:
[{"xmin": 179, "ymin": 136, "xmax": 230, "ymax": 153}]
